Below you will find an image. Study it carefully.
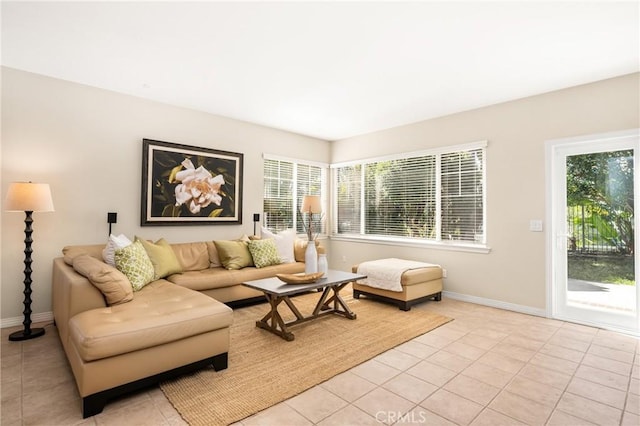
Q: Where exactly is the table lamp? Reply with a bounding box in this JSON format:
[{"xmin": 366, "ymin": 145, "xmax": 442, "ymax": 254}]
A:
[
  {"xmin": 4, "ymin": 182, "xmax": 54, "ymax": 341},
  {"xmin": 301, "ymin": 195, "xmax": 321, "ymax": 241},
  {"xmin": 301, "ymin": 195, "xmax": 321, "ymax": 274}
]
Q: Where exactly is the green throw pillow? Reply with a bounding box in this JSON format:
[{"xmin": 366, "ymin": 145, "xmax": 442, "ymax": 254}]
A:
[
  {"xmin": 214, "ymin": 240, "xmax": 254, "ymax": 270},
  {"xmin": 136, "ymin": 237, "xmax": 183, "ymax": 279},
  {"xmin": 248, "ymin": 239, "xmax": 281, "ymax": 268},
  {"xmin": 115, "ymin": 240, "xmax": 155, "ymax": 291}
]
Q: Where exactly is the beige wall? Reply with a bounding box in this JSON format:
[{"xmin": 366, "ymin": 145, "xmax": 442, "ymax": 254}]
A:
[
  {"xmin": 2, "ymin": 68, "xmax": 638, "ymax": 323},
  {"xmin": 330, "ymin": 72, "xmax": 640, "ymax": 311},
  {"xmin": 1, "ymin": 67, "xmax": 330, "ymax": 321}
]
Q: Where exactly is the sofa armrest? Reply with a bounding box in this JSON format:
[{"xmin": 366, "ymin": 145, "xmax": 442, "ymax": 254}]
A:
[{"xmin": 52, "ymin": 257, "xmax": 107, "ymax": 343}]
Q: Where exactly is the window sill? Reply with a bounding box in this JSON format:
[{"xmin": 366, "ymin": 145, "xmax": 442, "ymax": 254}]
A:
[{"xmin": 329, "ymin": 234, "xmax": 491, "ymax": 254}]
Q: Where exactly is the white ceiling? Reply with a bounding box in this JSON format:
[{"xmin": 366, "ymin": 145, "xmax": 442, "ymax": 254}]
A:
[{"xmin": 2, "ymin": 1, "xmax": 638, "ymax": 141}]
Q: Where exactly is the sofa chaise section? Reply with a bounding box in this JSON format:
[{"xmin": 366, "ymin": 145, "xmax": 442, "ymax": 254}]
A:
[{"xmin": 52, "ymin": 256, "xmax": 233, "ymax": 418}]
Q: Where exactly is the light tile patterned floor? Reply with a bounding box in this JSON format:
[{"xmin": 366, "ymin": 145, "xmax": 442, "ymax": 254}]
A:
[{"xmin": 1, "ymin": 297, "xmax": 638, "ymax": 425}]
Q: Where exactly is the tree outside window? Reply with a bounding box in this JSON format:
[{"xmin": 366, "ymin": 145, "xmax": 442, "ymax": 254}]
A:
[{"xmin": 334, "ymin": 145, "xmax": 485, "ymax": 245}]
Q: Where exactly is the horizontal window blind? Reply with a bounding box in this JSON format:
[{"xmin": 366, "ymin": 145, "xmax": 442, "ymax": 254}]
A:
[
  {"xmin": 295, "ymin": 163, "xmax": 323, "ymax": 234},
  {"xmin": 333, "ymin": 142, "xmax": 486, "ymax": 245},
  {"xmin": 263, "ymin": 157, "xmax": 327, "ymax": 233},
  {"xmin": 441, "ymin": 149, "xmax": 484, "ymax": 243},
  {"xmin": 263, "ymin": 159, "xmax": 294, "ymax": 231},
  {"xmin": 364, "ymin": 156, "xmax": 436, "ymax": 238},
  {"xmin": 335, "ymin": 165, "xmax": 362, "ymax": 234}
]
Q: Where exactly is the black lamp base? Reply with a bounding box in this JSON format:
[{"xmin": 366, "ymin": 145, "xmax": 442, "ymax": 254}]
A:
[
  {"xmin": 9, "ymin": 327, "xmax": 45, "ymax": 341},
  {"xmin": 10, "ymin": 210, "xmax": 46, "ymax": 343}
]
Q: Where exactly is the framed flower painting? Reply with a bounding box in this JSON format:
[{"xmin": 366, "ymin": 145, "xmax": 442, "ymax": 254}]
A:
[{"xmin": 141, "ymin": 139, "xmax": 243, "ymax": 225}]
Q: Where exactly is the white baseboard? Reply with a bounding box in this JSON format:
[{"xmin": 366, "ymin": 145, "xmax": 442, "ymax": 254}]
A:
[
  {"xmin": 443, "ymin": 291, "xmax": 548, "ymax": 318},
  {"xmin": 1, "ymin": 295, "xmax": 548, "ymax": 329},
  {"xmin": 1, "ymin": 311, "xmax": 54, "ymax": 329}
]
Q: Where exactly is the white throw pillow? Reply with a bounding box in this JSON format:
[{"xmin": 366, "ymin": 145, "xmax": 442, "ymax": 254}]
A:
[
  {"xmin": 261, "ymin": 227, "xmax": 296, "ymax": 263},
  {"xmin": 102, "ymin": 233, "xmax": 132, "ymax": 266}
]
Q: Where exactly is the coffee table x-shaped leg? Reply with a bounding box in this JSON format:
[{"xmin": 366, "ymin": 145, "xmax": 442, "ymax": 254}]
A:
[{"xmin": 256, "ymin": 283, "xmax": 357, "ymax": 341}]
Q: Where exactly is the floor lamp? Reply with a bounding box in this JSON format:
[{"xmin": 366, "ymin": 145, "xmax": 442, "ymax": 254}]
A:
[{"xmin": 4, "ymin": 182, "xmax": 54, "ymax": 341}]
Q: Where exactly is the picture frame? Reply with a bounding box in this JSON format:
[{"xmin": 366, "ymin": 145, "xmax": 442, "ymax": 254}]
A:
[{"xmin": 141, "ymin": 139, "xmax": 243, "ymax": 226}]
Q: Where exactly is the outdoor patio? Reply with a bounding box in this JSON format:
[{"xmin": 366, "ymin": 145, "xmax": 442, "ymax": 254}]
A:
[{"xmin": 568, "ymin": 279, "xmax": 637, "ymax": 313}]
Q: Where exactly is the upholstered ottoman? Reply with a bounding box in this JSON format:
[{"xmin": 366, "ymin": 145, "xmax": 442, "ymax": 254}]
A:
[{"xmin": 352, "ymin": 259, "xmax": 443, "ymax": 311}]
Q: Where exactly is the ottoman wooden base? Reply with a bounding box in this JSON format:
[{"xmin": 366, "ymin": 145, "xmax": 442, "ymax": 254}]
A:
[{"xmin": 352, "ymin": 263, "xmax": 443, "ymax": 311}]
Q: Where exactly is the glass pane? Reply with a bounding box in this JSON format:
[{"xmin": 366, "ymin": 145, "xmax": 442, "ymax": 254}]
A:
[
  {"xmin": 441, "ymin": 149, "xmax": 484, "ymax": 242},
  {"xmin": 334, "ymin": 146, "xmax": 485, "ymax": 244},
  {"xmin": 263, "ymin": 159, "xmax": 294, "ymax": 231},
  {"xmin": 336, "ymin": 165, "xmax": 362, "ymax": 234},
  {"xmin": 363, "ymin": 156, "xmax": 436, "ymax": 239},
  {"xmin": 565, "ymin": 150, "xmax": 636, "ymax": 313},
  {"xmin": 263, "ymin": 159, "xmax": 326, "ymax": 233}
]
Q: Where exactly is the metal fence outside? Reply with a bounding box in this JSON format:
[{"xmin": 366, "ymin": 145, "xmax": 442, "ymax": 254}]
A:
[{"xmin": 567, "ymin": 205, "xmax": 621, "ymax": 254}]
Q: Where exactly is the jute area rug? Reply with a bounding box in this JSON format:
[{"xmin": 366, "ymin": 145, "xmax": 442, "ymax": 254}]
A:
[{"xmin": 160, "ymin": 285, "xmax": 451, "ymax": 426}]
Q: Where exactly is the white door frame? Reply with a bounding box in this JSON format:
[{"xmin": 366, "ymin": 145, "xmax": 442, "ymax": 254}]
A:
[{"xmin": 545, "ymin": 128, "xmax": 640, "ymax": 335}]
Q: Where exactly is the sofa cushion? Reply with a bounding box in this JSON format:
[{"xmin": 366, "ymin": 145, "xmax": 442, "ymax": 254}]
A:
[
  {"xmin": 168, "ymin": 268, "xmax": 239, "ymax": 291},
  {"xmin": 205, "ymin": 241, "xmax": 222, "ymax": 268},
  {"xmin": 62, "ymin": 244, "xmax": 106, "ymax": 265},
  {"xmin": 171, "ymin": 241, "xmax": 210, "ymax": 271},
  {"xmin": 72, "ymin": 254, "xmax": 133, "ymax": 305},
  {"xmin": 167, "ymin": 261, "xmax": 305, "ymax": 291},
  {"xmin": 214, "ymin": 240, "xmax": 254, "ymax": 270},
  {"xmin": 261, "ymin": 227, "xmax": 296, "ymax": 263},
  {"xmin": 68, "ymin": 280, "xmax": 233, "ymax": 362},
  {"xmin": 115, "ymin": 240, "xmax": 155, "ymax": 291},
  {"xmin": 137, "ymin": 237, "xmax": 183, "ymax": 279},
  {"xmin": 247, "ymin": 239, "xmax": 281, "ymax": 268},
  {"xmin": 400, "ymin": 266, "xmax": 443, "ymax": 285},
  {"xmin": 62, "ymin": 246, "xmax": 89, "ymax": 266}
]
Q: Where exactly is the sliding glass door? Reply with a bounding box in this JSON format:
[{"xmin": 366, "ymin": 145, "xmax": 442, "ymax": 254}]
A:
[{"xmin": 549, "ymin": 131, "xmax": 639, "ymax": 334}]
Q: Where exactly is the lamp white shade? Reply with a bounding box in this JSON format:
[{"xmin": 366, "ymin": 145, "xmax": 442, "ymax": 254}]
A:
[
  {"xmin": 301, "ymin": 195, "xmax": 321, "ymax": 214},
  {"xmin": 4, "ymin": 182, "xmax": 55, "ymax": 212}
]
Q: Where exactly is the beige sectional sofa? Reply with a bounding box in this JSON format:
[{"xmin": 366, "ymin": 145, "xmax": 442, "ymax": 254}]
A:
[{"xmin": 53, "ymin": 237, "xmax": 308, "ymax": 418}]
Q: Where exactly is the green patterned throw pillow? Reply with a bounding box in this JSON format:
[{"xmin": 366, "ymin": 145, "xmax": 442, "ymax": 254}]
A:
[
  {"xmin": 115, "ymin": 240, "xmax": 155, "ymax": 291},
  {"xmin": 248, "ymin": 238, "xmax": 281, "ymax": 268}
]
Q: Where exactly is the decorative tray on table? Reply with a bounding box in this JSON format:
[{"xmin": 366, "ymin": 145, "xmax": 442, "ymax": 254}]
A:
[{"xmin": 276, "ymin": 272, "xmax": 325, "ymax": 284}]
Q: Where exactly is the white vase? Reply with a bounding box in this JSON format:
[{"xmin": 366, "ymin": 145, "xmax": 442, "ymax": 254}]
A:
[
  {"xmin": 317, "ymin": 253, "xmax": 328, "ymax": 277},
  {"xmin": 304, "ymin": 241, "xmax": 318, "ymax": 274}
]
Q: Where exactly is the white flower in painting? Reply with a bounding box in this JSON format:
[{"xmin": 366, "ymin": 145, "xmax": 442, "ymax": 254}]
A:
[{"xmin": 174, "ymin": 159, "xmax": 225, "ymax": 214}]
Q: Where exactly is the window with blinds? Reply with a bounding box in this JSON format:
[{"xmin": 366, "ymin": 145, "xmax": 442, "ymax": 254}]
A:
[
  {"xmin": 333, "ymin": 142, "xmax": 486, "ymax": 245},
  {"xmin": 441, "ymin": 149, "xmax": 484, "ymax": 242},
  {"xmin": 335, "ymin": 165, "xmax": 362, "ymax": 234},
  {"xmin": 263, "ymin": 157, "xmax": 327, "ymax": 233},
  {"xmin": 263, "ymin": 159, "xmax": 294, "ymax": 231}
]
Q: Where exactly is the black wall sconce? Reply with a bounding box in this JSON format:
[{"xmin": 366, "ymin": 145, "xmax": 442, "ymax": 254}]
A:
[
  {"xmin": 107, "ymin": 212, "xmax": 117, "ymax": 236},
  {"xmin": 253, "ymin": 213, "xmax": 260, "ymax": 236}
]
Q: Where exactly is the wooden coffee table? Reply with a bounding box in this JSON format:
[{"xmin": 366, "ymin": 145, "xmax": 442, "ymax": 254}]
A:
[{"xmin": 242, "ymin": 270, "xmax": 366, "ymax": 341}]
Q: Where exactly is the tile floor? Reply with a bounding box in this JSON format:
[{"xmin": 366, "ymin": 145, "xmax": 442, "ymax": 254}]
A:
[{"xmin": 1, "ymin": 297, "xmax": 639, "ymax": 425}]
